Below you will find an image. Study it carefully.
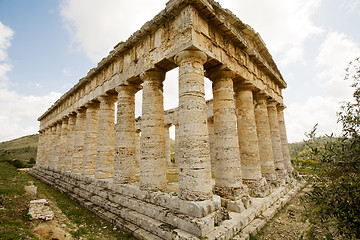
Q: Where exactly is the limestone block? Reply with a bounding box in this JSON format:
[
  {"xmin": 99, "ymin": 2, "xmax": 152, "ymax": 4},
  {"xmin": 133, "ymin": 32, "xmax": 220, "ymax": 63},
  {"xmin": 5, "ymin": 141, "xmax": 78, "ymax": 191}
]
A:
[
  {"xmin": 226, "ymin": 199, "xmax": 245, "ymax": 213},
  {"xmin": 28, "ymin": 199, "xmax": 54, "ymax": 221}
]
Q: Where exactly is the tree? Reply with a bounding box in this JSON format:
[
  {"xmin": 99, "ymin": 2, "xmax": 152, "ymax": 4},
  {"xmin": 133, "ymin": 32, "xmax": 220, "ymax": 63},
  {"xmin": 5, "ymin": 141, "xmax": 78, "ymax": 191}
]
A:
[{"xmin": 305, "ymin": 57, "xmax": 360, "ymax": 239}]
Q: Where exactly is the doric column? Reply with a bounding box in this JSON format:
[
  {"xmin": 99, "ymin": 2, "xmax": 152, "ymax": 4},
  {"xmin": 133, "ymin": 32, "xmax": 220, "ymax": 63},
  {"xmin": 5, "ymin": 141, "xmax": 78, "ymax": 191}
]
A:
[
  {"xmin": 64, "ymin": 112, "xmax": 76, "ymax": 172},
  {"xmin": 174, "ymin": 49, "xmax": 213, "ymax": 201},
  {"xmin": 48, "ymin": 125, "xmax": 57, "ymax": 168},
  {"xmin": 95, "ymin": 94, "xmax": 117, "ymax": 179},
  {"xmin": 140, "ymin": 68, "xmax": 166, "ymax": 191},
  {"xmin": 72, "ymin": 107, "xmax": 87, "ymax": 173},
  {"xmin": 207, "ymin": 117, "xmax": 215, "ymax": 169},
  {"xmin": 174, "ymin": 124, "xmax": 179, "ymax": 165},
  {"xmin": 234, "ymin": 83, "xmax": 262, "ymax": 181},
  {"xmin": 82, "ymin": 101, "xmax": 100, "ymax": 176},
  {"xmin": 53, "ymin": 121, "xmax": 63, "ymax": 169},
  {"xmin": 277, "ymin": 104, "xmax": 293, "ymax": 174},
  {"xmin": 113, "ymin": 84, "xmax": 140, "ymax": 183},
  {"xmin": 36, "ymin": 130, "xmax": 45, "ymax": 166},
  {"xmin": 207, "ymin": 67, "xmax": 245, "ymax": 199},
  {"xmin": 58, "ymin": 117, "xmax": 69, "ymax": 170},
  {"xmin": 267, "ymin": 100, "xmax": 286, "ymax": 177},
  {"xmin": 235, "ymin": 83, "xmax": 272, "ymax": 197},
  {"xmin": 135, "ymin": 130, "xmax": 141, "ymax": 166},
  {"xmin": 254, "ymin": 93, "xmax": 277, "ymax": 181},
  {"xmin": 43, "ymin": 127, "xmax": 51, "ymax": 166},
  {"xmin": 164, "ymin": 125, "xmax": 171, "ymax": 165}
]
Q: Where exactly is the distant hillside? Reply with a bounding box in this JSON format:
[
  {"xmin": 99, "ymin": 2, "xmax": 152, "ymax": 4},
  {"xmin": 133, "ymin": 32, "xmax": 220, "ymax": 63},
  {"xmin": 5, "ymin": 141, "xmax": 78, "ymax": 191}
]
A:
[{"xmin": 0, "ymin": 134, "xmax": 39, "ymax": 168}]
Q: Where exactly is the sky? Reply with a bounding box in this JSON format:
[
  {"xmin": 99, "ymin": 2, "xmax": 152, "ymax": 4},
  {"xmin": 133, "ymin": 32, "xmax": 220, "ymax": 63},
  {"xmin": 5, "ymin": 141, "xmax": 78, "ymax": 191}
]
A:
[{"xmin": 0, "ymin": 0, "xmax": 359, "ymax": 143}]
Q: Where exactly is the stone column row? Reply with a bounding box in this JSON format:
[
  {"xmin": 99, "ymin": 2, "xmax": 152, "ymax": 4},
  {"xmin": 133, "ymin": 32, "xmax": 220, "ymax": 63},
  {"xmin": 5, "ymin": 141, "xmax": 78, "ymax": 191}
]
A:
[{"xmin": 36, "ymin": 48, "xmax": 292, "ymax": 204}]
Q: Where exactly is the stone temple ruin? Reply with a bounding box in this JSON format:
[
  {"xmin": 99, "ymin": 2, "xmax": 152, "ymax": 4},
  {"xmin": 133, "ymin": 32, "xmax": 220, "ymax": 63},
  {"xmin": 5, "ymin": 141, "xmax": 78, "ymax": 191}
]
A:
[{"xmin": 30, "ymin": 0, "xmax": 303, "ymax": 239}]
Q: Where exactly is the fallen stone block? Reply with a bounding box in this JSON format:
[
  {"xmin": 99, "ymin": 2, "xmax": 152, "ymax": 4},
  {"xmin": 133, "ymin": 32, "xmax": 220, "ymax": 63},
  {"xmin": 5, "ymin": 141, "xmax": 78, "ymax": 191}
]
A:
[{"xmin": 28, "ymin": 199, "xmax": 54, "ymax": 221}]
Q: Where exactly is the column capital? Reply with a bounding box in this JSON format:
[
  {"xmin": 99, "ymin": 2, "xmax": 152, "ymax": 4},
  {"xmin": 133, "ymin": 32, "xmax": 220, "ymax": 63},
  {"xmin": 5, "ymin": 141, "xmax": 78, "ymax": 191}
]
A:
[
  {"xmin": 140, "ymin": 68, "xmax": 166, "ymax": 83},
  {"xmin": 84, "ymin": 101, "xmax": 100, "ymax": 109},
  {"xmin": 277, "ymin": 104, "xmax": 286, "ymax": 111},
  {"xmin": 115, "ymin": 83, "xmax": 142, "ymax": 95},
  {"xmin": 98, "ymin": 93, "xmax": 118, "ymax": 103},
  {"xmin": 75, "ymin": 107, "xmax": 86, "ymax": 114},
  {"xmin": 234, "ymin": 80, "xmax": 257, "ymax": 92},
  {"xmin": 254, "ymin": 91, "xmax": 269, "ymax": 104},
  {"xmin": 205, "ymin": 65, "xmax": 236, "ymax": 81},
  {"xmin": 174, "ymin": 49, "xmax": 207, "ymax": 66},
  {"xmin": 267, "ymin": 99, "xmax": 279, "ymax": 107}
]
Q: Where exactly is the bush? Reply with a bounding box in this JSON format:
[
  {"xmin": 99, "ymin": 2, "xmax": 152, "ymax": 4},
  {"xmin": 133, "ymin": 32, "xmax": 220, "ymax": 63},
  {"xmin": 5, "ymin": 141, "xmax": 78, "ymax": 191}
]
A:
[{"xmin": 305, "ymin": 58, "xmax": 360, "ymax": 239}]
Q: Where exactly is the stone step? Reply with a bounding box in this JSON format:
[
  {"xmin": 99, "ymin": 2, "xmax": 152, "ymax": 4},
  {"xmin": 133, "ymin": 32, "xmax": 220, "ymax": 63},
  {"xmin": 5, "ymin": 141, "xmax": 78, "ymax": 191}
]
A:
[
  {"xmin": 30, "ymin": 168, "xmax": 208, "ymax": 239},
  {"xmin": 35, "ymin": 167, "xmax": 215, "ymax": 237}
]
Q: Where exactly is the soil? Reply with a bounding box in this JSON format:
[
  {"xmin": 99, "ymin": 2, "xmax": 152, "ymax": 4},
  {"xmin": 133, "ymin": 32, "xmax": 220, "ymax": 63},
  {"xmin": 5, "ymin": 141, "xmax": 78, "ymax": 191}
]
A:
[
  {"xmin": 256, "ymin": 184, "xmax": 313, "ymax": 240},
  {"xmin": 30, "ymin": 194, "xmax": 76, "ymax": 240}
]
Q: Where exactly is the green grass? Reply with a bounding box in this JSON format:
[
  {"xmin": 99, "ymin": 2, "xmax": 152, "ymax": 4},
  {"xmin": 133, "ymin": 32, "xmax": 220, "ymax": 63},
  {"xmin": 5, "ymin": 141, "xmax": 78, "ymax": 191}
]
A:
[
  {"xmin": 0, "ymin": 134, "xmax": 39, "ymax": 168},
  {"xmin": 0, "ymin": 159, "xmax": 134, "ymax": 239}
]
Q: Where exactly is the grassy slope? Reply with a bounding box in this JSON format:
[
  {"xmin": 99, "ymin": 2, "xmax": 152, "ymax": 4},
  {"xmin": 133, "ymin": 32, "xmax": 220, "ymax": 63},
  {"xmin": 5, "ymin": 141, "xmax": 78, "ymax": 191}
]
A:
[
  {"xmin": 0, "ymin": 134, "xmax": 134, "ymax": 239},
  {"xmin": 0, "ymin": 134, "xmax": 39, "ymax": 166}
]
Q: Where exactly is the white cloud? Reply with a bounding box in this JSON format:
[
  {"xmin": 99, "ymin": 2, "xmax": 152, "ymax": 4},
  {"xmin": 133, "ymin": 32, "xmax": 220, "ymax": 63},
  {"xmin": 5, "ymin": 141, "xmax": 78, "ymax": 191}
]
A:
[
  {"xmin": 59, "ymin": 0, "xmax": 167, "ymax": 62},
  {"xmin": 218, "ymin": 0, "xmax": 323, "ymax": 66},
  {"xmin": 0, "ymin": 88, "xmax": 62, "ymax": 142},
  {"xmin": 286, "ymin": 31, "xmax": 360, "ymax": 142},
  {"xmin": 0, "ymin": 22, "xmax": 14, "ymax": 86},
  {"xmin": 316, "ymin": 31, "xmax": 360, "ymax": 100},
  {"xmin": 285, "ymin": 96, "xmax": 342, "ymax": 142}
]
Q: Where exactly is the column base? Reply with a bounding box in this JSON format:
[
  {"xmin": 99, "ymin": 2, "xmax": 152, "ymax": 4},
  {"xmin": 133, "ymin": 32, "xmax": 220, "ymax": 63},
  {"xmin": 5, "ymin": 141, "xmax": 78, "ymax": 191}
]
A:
[
  {"xmin": 213, "ymin": 184, "xmax": 248, "ymax": 200},
  {"xmin": 243, "ymin": 178, "xmax": 273, "ymax": 198},
  {"xmin": 214, "ymin": 185, "xmax": 252, "ymax": 213},
  {"xmin": 276, "ymin": 169, "xmax": 291, "ymax": 184},
  {"xmin": 221, "ymin": 196, "xmax": 253, "ymax": 213}
]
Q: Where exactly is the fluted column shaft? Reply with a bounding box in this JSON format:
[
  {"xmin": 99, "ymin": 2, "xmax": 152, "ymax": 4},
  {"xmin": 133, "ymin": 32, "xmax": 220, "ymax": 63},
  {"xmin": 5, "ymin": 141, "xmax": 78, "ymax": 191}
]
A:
[
  {"xmin": 95, "ymin": 95, "xmax": 117, "ymax": 179},
  {"xmin": 164, "ymin": 125, "xmax": 171, "ymax": 165},
  {"xmin": 174, "ymin": 124, "xmax": 179, "ymax": 165},
  {"xmin": 72, "ymin": 108, "xmax": 87, "ymax": 173},
  {"xmin": 174, "ymin": 49, "xmax": 212, "ymax": 201},
  {"xmin": 64, "ymin": 113, "xmax": 76, "ymax": 172},
  {"xmin": 267, "ymin": 100, "xmax": 286, "ymax": 174},
  {"xmin": 207, "ymin": 117, "xmax": 215, "ymax": 169},
  {"xmin": 82, "ymin": 102, "xmax": 100, "ymax": 175},
  {"xmin": 36, "ymin": 130, "xmax": 45, "ymax": 166},
  {"xmin": 114, "ymin": 85, "xmax": 140, "ymax": 183},
  {"xmin": 54, "ymin": 122, "xmax": 63, "ymax": 169},
  {"xmin": 277, "ymin": 105, "xmax": 293, "ymax": 173},
  {"xmin": 140, "ymin": 69, "xmax": 167, "ymax": 191},
  {"xmin": 58, "ymin": 117, "xmax": 69, "ymax": 170},
  {"xmin": 44, "ymin": 127, "xmax": 52, "ymax": 166},
  {"xmin": 135, "ymin": 130, "xmax": 141, "ymax": 165},
  {"xmin": 254, "ymin": 94, "xmax": 276, "ymax": 180},
  {"xmin": 48, "ymin": 125, "xmax": 57, "ymax": 167},
  {"xmin": 234, "ymin": 84, "xmax": 262, "ymax": 181},
  {"xmin": 208, "ymin": 68, "xmax": 244, "ymax": 198}
]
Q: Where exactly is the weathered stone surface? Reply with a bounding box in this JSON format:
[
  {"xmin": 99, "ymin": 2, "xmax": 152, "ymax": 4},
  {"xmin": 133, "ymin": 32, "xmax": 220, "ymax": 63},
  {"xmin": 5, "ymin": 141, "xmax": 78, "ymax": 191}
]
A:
[
  {"xmin": 95, "ymin": 94, "xmax": 116, "ymax": 179},
  {"xmin": 207, "ymin": 66, "xmax": 245, "ymax": 200},
  {"xmin": 174, "ymin": 49, "xmax": 213, "ymax": 201},
  {"xmin": 267, "ymin": 100, "xmax": 287, "ymax": 178},
  {"xmin": 140, "ymin": 69, "xmax": 167, "ymax": 191},
  {"xmin": 114, "ymin": 85, "xmax": 139, "ymax": 184},
  {"xmin": 33, "ymin": 0, "xmax": 297, "ymax": 238},
  {"xmin": 28, "ymin": 199, "xmax": 54, "ymax": 221}
]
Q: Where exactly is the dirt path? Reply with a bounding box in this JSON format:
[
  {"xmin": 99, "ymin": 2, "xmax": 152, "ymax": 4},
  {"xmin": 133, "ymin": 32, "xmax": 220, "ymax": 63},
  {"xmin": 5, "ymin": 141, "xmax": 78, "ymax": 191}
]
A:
[{"xmin": 256, "ymin": 184, "xmax": 312, "ymax": 240}]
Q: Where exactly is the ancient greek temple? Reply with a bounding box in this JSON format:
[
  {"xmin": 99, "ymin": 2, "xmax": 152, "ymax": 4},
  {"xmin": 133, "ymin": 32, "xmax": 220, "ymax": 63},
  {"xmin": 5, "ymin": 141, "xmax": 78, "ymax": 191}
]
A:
[{"xmin": 31, "ymin": 0, "xmax": 302, "ymax": 239}]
